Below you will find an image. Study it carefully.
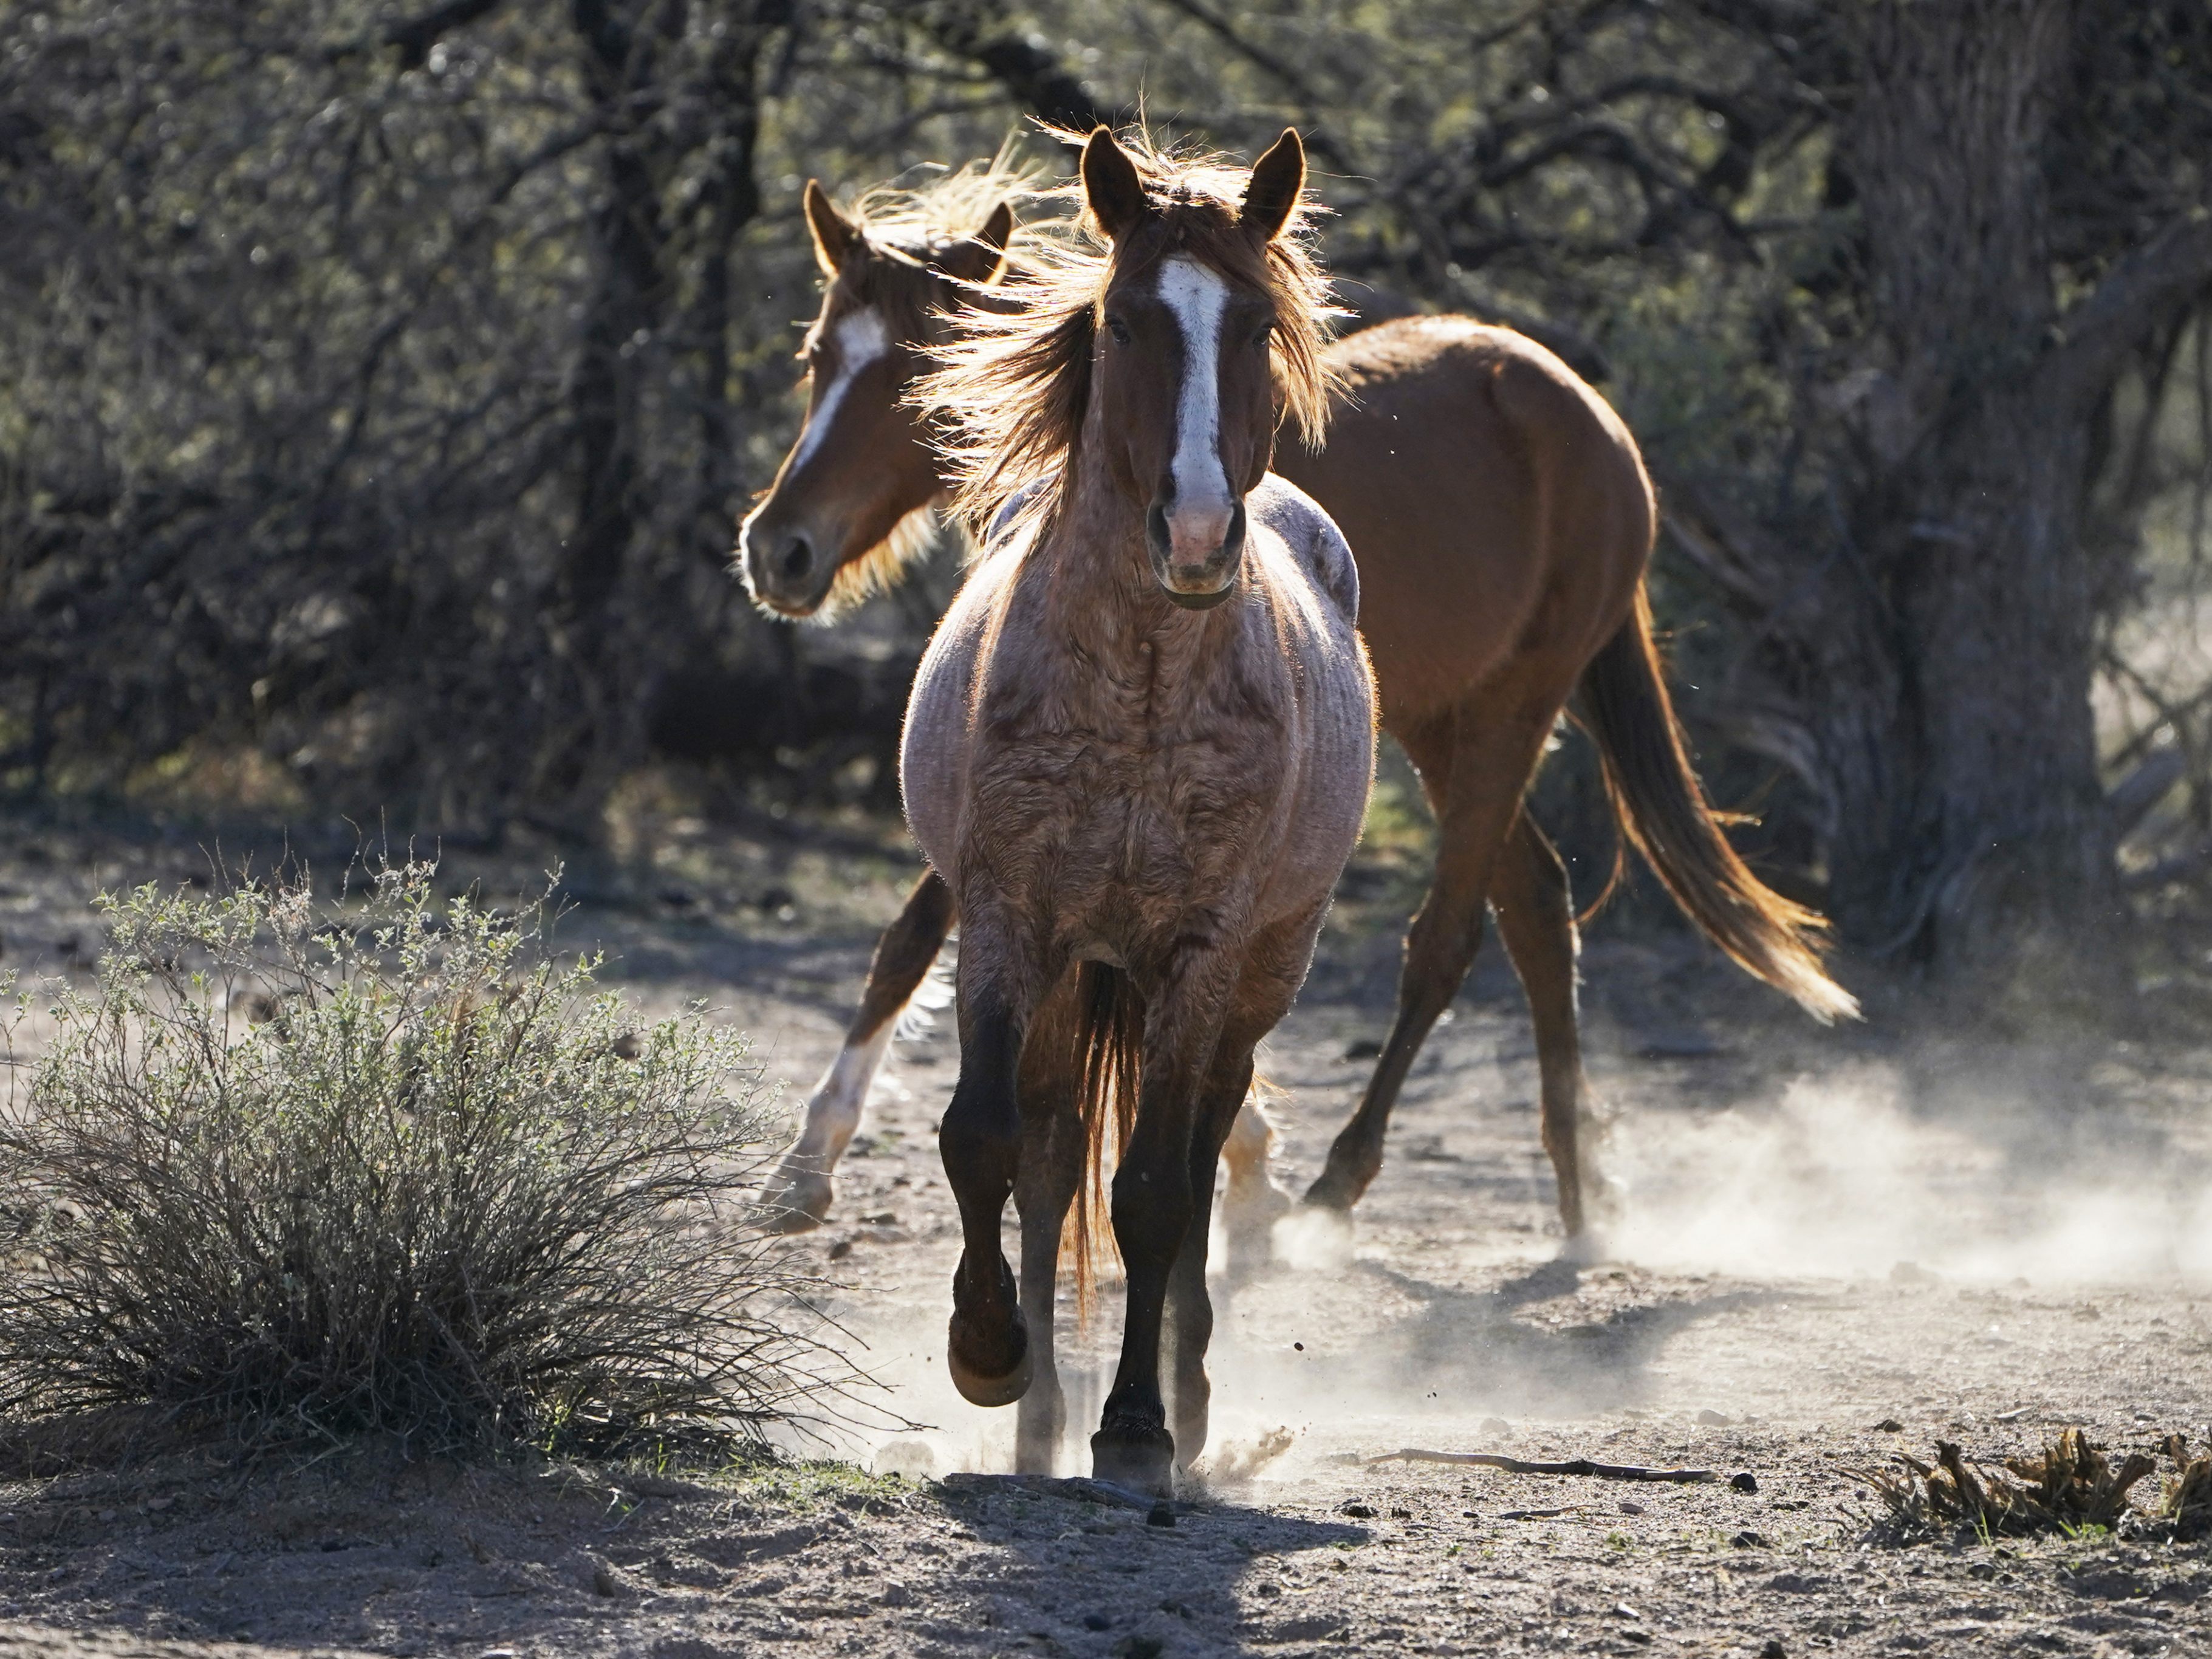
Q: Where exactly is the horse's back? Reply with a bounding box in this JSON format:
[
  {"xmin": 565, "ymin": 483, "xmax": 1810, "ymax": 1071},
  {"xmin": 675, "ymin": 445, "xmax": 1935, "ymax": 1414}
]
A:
[
  {"xmin": 1279, "ymin": 315, "xmax": 1653, "ymax": 725},
  {"xmin": 1242, "ymin": 475, "xmax": 1374, "ymax": 923}
]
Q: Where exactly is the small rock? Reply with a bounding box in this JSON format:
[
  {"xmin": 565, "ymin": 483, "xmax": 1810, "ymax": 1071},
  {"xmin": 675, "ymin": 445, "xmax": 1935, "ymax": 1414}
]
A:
[
  {"xmin": 1760, "ymin": 1643, "xmax": 1788, "ymax": 1659},
  {"xmin": 1341, "ymin": 1038, "xmax": 1382, "ymax": 1061},
  {"xmin": 1112, "ymin": 1639, "xmax": 1164, "ymax": 1659},
  {"xmin": 1481, "ymin": 1417, "xmax": 1512, "ymax": 1435},
  {"xmin": 1623, "ymin": 1634, "xmax": 1652, "ymax": 1647},
  {"xmin": 1610, "ymin": 1602, "xmax": 1643, "ymax": 1620},
  {"xmin": 1872, "ymin": 1418, "xmax": 1905, "ymax": 1432},
  {"xmin": 481, "ymin": 1650, "xmax": 517, "ymax": 1659},
  {"xmin": 1081, "ymin": 1613, "xmax": 1112, "ymax": 1632},
  {"xmin": 1730, "ymin": 1471, "xmax": 1759, "ymax": 1493},
  {"xmin": 1696, "ymin": 1408, "xmax": 1731, "ymax": 1426},
  {"xmin": 859, "ymin": 1211, "xmax": 899, "ymax": 1226},
  {"xmin": 145, "ymin": 1497, "xmax": 171, "ymax": 1511},
  {"xmin": 1339, "ymin": 1501, "xmax": 1377, "ymax": 1519},
  {"xmin": 878, "ymin": 1583, "xmax": 914, "ymax": 1608},
  {"xmin": 827, "ymin": 1239, "xmax": 854, "ymax": 1261},
  {"xmin": 97, "ymin": 1510, "xmax": 115, "ymax": 1523},
  {"xmin": 1618, "ymin": 1501, "xmax": 1645, "ymax": 1516},
  {"xmin": 1731, "ymin": 1530, "xmax": 1766, "ymax": 1549}
]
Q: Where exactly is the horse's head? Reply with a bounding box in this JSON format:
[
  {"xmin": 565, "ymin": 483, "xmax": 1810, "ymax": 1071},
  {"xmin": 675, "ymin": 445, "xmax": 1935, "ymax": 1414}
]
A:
[
  {"xmin": 739, "ymin": 180, "xmax": 1013, "ymax": 619},
  {"xmin": 1083, "ymin": 126, "xmax": 1308, "ymax": 609}
]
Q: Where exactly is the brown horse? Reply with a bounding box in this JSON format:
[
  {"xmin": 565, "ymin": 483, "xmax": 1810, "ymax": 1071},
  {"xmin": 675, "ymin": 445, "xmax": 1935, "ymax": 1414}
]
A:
[
  {"xmin": 900, "ymin": 127, "xmax": 1372, "ymax": 1492},
  {"xmin": 743, "ymin": 137, "xmax": 1855, "ymax": 1250}
]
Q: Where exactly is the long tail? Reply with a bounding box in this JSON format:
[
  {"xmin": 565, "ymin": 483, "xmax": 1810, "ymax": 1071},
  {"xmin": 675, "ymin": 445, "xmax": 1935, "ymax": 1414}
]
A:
[
  {"xmin": 1578, "ymin": 582, "xmax": 1859, "ymax": 1023},
  {"xmin": 1061, "ymin": 961, "xmax": 1143, "ymax": 1322}
]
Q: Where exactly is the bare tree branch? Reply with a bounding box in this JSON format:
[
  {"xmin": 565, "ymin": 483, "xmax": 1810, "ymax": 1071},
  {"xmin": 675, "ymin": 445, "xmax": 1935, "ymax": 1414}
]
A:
[{"xmin": 2045, "ymin": 205, "xmax": 2212, "ymax": 411}]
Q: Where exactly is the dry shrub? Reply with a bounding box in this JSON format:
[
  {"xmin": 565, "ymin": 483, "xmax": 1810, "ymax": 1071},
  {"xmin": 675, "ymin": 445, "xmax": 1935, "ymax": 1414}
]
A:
[
  {"xmin": 2159, "ymin": 1434, "xmax": 2212, "ymax": 1541},
  {"xmin": 1854, "ymin": 1430, "xmax": 2157, "ymax": 1540},
  {"xmin": 0, "ymin": 864, "xmax": 851, "ymax": 1455}
]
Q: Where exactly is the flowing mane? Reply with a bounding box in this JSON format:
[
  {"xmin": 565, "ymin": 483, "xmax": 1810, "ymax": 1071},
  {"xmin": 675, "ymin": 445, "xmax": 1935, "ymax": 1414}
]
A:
[
  {"xmin": 914, "ymin": 127, "xmax": 1343, "ymax": 538},
  {"xmin": 776, "ymin": 151, "xmax": 1051, "ymax": 617}
]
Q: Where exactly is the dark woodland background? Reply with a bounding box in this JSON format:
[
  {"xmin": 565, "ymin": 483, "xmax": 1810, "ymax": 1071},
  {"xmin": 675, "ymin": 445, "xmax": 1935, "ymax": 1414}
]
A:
[{"xmin": 2, "ymin": 0, "xmax": 2210, "ymax": 1008}]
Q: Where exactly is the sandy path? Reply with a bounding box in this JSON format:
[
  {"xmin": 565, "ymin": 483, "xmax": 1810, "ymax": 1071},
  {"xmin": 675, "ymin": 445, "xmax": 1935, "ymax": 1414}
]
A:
[{"xmin": 1, "ymin": 814, "xmax": 2208, "ymax": 1656}]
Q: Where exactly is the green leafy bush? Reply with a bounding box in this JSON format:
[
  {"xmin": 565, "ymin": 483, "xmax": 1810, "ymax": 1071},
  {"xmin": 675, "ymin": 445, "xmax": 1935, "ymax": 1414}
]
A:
[{"xmin": 0, "ymin": 864, "xmax": 846, "ymax": 1454}]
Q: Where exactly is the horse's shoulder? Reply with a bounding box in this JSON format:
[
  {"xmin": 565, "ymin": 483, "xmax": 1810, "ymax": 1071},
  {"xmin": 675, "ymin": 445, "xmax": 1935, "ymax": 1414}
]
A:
[
  {"xmin": 1249, "ymin": 474, "xmax": 1359, "ymax": 624},
  {"xmin": 982, "ymin": 479, "xmax": 1050, "ymax": 552}
]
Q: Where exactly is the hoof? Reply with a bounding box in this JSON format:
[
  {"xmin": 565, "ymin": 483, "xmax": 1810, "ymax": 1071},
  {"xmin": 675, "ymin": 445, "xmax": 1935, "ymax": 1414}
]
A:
[
  {"xmin": 948, "ymin": 1316, "xmax": 1032, "ymax": 1406},
  {"xmin": 757, "ymin": 1161, "xmax": 833, "ymax": 1234},
  {"xmin": 948, "ymin": 1254, "xmax": 1030, "ymax": 1407},
  {"xmin": 1091, "ymin": 1421, "xmax": 1177, "ymax": 1499},
  {"xmin": 1299, "ymin": 1165, "xmax": 1366, "ymax": 1213}
]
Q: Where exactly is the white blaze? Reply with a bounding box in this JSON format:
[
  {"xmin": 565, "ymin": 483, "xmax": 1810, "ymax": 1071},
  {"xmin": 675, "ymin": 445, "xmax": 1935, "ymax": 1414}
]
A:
[
  {"xmin": 1156, "ymin": 257, "xmax": 1232, "ymax": 515},
  {"xmin": 790, "ymin": 307, "xmax": 890, "ymax": 474}
]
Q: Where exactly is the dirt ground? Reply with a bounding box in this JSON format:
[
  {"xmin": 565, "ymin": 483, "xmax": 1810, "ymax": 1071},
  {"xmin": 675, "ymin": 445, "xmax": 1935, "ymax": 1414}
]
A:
[{"xmin": 0, "ymin": 796, "xmax": 2208, "ymax": 1658}]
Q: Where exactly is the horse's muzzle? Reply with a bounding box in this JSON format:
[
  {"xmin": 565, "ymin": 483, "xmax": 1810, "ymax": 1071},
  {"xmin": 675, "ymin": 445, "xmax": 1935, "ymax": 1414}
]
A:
[
  {"xmin": 1146, "ymin": 498, "xmax": 1246, "ymax": 611},
  {"xmin": 738, "ymin": 512, "xmax": 836, "ymax": 618}
]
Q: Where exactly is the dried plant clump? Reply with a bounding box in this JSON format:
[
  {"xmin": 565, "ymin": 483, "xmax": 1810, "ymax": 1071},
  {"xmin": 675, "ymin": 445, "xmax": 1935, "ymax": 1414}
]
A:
[
  {"xmin": 0, "ymin": 863, "xmax": 854, "ymax": 1456},
  {"xmin": 1854, "ymin": 1430, "xmax": 2156, "ymax": 1540},
  {"xmin": 2157, "ymin": 1434, "xmax": 2212, "ymax": 1541}
]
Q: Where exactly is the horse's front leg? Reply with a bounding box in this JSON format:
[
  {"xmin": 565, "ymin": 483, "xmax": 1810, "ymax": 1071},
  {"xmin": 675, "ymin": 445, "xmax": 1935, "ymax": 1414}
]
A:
[
  {"xmin": 1091, "ymin": 957, "xmax": 1236, "ymax": 1496},
  {"xmin": 1012, "ymin": 976, "xmax": 1091, "ymax": 1472},
  {"xmin": 940, "ymin": 922, "xmax": 1050, "ymax": 1408}
]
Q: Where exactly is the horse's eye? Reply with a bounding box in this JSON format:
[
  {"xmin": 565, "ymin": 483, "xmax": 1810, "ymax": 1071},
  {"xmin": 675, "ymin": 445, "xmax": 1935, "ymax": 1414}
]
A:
[
  {"xmin": 1252, "ymin": 322, "xmax": 1276, "ymax": 350},
  {"xmin": 1105, "ymin": 313, "xmax": 1132, "ymax": 346}
]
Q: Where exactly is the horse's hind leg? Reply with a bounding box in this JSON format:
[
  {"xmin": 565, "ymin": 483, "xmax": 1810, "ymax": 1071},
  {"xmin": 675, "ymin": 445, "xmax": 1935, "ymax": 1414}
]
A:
[
  {"xmin": 1164, "ymin": 1050, "xmax": 1251, "ymax": 1473},
  {"xmin": 1304, "ymin": 704, "xmax": 1555, "ymax": 1213},
  {"xmin": 763, "ymin": 871, "xmax": 954, "ymax": 1233},
  {"xmin": 1217, "ymin": 1092, "xmax": 1290, "ymax": 1276},
  {"xmin": 1490, "ymin": 813, "xmax": 1604, "ymax": 1243}
]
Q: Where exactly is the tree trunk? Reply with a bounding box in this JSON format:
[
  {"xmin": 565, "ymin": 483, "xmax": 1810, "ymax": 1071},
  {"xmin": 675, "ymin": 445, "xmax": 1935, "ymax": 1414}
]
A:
[
  {"xmin": 1835, "ymin": 0, "xmax": 2128, "ymax": 988},
  {"xmin": 1685, "ymin": 0, "xmax": 2135, "ymax": 1005}
]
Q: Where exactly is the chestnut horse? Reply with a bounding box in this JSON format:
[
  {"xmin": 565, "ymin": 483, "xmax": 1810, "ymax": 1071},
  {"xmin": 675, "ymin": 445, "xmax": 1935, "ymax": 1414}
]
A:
[
  {"xmin": 742, "ymin": 139, "xmax": 1856, "ymax": 1249},
  {"xmin": 901, "ymin": 128, "xmax": 1372, "ymax": 1491}
]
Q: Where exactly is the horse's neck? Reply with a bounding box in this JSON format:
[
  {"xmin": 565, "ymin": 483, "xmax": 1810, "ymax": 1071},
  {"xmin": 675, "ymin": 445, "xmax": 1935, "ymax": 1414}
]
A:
[{"xmin": 1030, "ymin": 459, "xmax": 1226, "ymax": 686}]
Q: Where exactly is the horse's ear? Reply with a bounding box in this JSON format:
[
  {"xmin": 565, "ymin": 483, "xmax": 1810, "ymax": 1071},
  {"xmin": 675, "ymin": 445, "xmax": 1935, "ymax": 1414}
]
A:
[
  {"xmin": 1241, "ymin": 128, "xmax": 1306, "ymax": 242},
  {"xmin": 804, "ymin": 179, "xmax": 857, "ymax": 278},
  {"xmin": 936, "ymin": 200, "xmax": 1015, "ymax": 285},
  {"xmin": 1081, "ymin": 128, "xmax": 1148, "ymax": 242}
]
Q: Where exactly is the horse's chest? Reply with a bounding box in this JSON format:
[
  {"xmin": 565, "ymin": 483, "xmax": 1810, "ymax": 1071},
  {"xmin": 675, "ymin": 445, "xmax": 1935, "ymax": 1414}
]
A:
[{"xmin": 967, "ymin": 706, "xmax": 1277, "ymax": 894}]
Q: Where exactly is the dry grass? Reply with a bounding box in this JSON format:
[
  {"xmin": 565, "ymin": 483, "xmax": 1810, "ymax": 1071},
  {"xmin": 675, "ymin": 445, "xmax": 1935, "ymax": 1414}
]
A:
[
  {"xmin": 2158, "ymin": 1434, "xmax": 2212, "ymax": 1540},
  {"xmin": 0, "ymin": 863, "xmax": 855, "ymax": 1457},
  {"xmin": 1853, "ymin": 1429, "xmax": 2177, "ymax": 1541}
]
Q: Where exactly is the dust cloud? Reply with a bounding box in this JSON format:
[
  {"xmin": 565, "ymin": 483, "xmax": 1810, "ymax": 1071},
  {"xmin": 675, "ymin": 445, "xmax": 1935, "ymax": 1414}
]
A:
[{"xmin": 1604, "ymin": 1064, "xmax": 2212, "ymax": 1286}]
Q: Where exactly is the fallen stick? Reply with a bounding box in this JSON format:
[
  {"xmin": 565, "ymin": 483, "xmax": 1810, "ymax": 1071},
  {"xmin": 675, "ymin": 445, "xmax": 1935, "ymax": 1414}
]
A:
[{"xmin": 1363, "ymin": 1449, "xmax": 1725, "ymax": 1484}]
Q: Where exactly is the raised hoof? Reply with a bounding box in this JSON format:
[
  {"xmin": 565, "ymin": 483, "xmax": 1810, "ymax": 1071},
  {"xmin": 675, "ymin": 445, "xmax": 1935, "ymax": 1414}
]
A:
[
  {"xmin": 756, "ymin": 1160, "xmax": 834, "ymax": 1234},
  {"xmin": 948, "ymin": 1316, "xmax": 1031, "ymax": 1406},
  {"xmin": 947, "ymin": 1256, "xmax": 1030, "ymax": 1407},
  {"xmin": 1091, "ymin": 1421, "xmax": 1177, "ymax": 1499},
  {"xmin": 1299, "ymin": 1163, "xmax": 1369, "ymax": 1213}
]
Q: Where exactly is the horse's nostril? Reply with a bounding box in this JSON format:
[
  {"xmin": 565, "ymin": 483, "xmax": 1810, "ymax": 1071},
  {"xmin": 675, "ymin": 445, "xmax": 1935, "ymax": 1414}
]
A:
[{"xmin": 781, "ymin": 536, "xmax": 815, "ymax": 581}]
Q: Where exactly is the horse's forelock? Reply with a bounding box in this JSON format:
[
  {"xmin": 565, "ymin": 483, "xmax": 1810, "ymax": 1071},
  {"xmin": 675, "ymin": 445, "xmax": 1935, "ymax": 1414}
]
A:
[{"xmin": 917, "ymin": 137, "xmax": 1342, "ymax": 534}]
